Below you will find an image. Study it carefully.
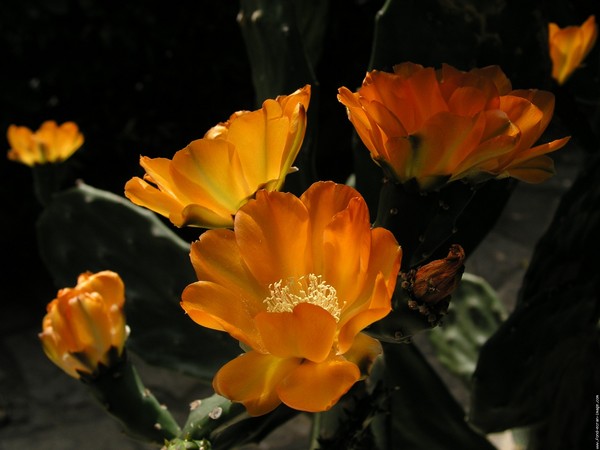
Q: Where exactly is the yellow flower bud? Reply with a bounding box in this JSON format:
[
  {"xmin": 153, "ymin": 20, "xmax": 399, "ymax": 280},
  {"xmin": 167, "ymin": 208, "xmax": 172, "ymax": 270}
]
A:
[{"xmin": 39, "ymin": 271, "xmax": 128, "ymax": 379}]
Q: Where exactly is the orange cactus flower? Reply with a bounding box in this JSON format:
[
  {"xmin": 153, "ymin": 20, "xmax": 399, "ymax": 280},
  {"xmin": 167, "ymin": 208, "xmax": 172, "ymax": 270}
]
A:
[
  {"xmin": 338, "ymin": 63, "xmax": 570, "ymax": 190},
  {"xmin": 181, "ymin": 181, "xmax": 402, "ymax": 416},
  {"xmin": 7, "ymin": 120, "xmax": 84, "ymax": 166},
  {"xmin": 549, "ymin": 15, "xmax": 597, "ymax": 85},
  {"xmin": 39, "ymin": 271, "xmax": 128, "ymax": 379},
  {"xmin": 125, "ymin": 85, "xmax": 311, "ymax": 228}
]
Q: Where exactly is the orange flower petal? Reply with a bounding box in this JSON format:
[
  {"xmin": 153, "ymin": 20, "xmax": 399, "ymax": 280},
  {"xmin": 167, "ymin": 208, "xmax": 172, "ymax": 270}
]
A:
[
  {"xmin": 300, "ymin": 181, "xmax": 365, "ymax": 274},
  {"xmin": 473, "ymin": 65, "xmax": 513, "ymax": 96},
  {"xmin": 277, "ymin": 85, "xmax": 311, "ymax": 119},
  {"xmin": 342, "ymin": 332, "xmax": 383, "ymax": 376},
  {"xmin": 189, "ymin": 229, "xmax": 267, "ymax": 303},
  {"xmin": 65, "ymin": 294, "xmax": 114, "ymax": 356},
  {"xmin": 502, "ymin": 136, "xmax": 570, "ymax": 182},
  {"xmin": 172, "ymin": 139, "xmax": 251, "ymax": 211},
  {"xmin": 180, "ymin": 204, "xmax": 237, "ymax": 229},
  {"xmin": 499, "ymin": 95, "xmax": 545, "ymax": 150},
  {"xmin": 322, "ymin": 196, "xmax": 372, "ymax": 304},
  {"xmin": 221, "ymin": 106, "xmax": 289, "ymax": 190},
  {"xmin": 362, "ymin": 98, "xmax": 409, "ymax": 138},
  {"xmin": 36, "ymin": 121, "xmax": 84, "ymax": 161},
  {"xmin": 255, "ymin": 303, "xmax": 336, "ymax": 362},
  {"xmin": 277, "ymin": 357, "xmax": 360, "ymax": 412},
  {"xmin": 503, "ymin": 155, "xmax": 556, "ymax": 183},
  {"xmin": 7, "ymin": 125, "xmax": 39, "ymax": 165},
  {"xmin": 447, "ymin": 86, "xmax": 488, "ymax": 116},
  {"xmin": 403, "ymin": 66, "xmax": 450, "ymax": 129},
  {"xmin": 413, "ymin": 112, "xmax": 487, "ymax": 181},
  {"xmin": 337, "ymin": 87, "xmax": 384, "ymax": 158},
  {"xmin": 510, "ymin": 136, "xmax": 571, "ymax": 167},
  {"xmin": 338, "ymin": 273, "xmax": 392, "ymax": 354},
  {"xmin": 235, "ymin": 190, "xmax": 311, "ymax": 285},
  {"xmin": 213, "ymin": 351, "xmax": 301, "ymax": 416},
  {"xmin": 367, "ymin": 67, "xmax": 447, "ymax": 133},
  {"xmin": 77, "ymin": 271, "xmax": 125, "ymax": 310},
  {"xmin": 451, "ymin": 133, "xmax": 518, "ymax": 181},
  {"xmin": 181, "ymin": 280, "xmax": 263, "ymax": 351},
  {"xmin": 510, "ymin": 89, "xmax": 555, "ymax": 132},
  {"xmin": 363, "ymin": 227, "xmax": 402, "ymax": 297},
  {"xmin": 383, "ymin": 136, "xmax": 414, "ymax": 181},
  {"xmin": 125, "ymin": 176, "xmax": 188, "ymax": 226},
  {"xmin": 392, "ymin": 61, "xmax": 426, "ymax": 78}
]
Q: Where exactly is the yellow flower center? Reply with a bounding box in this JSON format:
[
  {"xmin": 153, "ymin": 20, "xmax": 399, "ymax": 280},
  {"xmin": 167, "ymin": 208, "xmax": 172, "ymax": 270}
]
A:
[{"xmin": 264, "ymin": 274, "xmax": 341, "ymax": 321}]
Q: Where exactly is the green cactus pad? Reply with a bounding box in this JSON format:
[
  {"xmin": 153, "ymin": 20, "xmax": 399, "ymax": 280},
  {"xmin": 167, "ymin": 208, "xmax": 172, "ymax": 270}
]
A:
[{"xmin": 36, "ymin": 182, "xmax": 240, "ymax": 381}]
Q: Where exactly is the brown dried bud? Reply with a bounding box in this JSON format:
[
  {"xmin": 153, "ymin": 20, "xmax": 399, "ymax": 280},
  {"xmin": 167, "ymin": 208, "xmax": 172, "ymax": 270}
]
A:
[{"xmin": 411, "ymin": 244, "xmax": 465, "ymax": 304}]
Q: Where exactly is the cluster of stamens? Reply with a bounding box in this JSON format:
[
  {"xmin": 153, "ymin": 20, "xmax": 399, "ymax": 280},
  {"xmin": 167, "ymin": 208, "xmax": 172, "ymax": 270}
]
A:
[{"xmin": 264, "ymin": 273, "xmax": 341, "ymax": 322}]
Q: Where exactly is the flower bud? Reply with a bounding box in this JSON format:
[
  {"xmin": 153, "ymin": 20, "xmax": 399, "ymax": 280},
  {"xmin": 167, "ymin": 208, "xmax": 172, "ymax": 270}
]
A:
[
  {"xmin": 39, "ymin": 270, "xmax": 128, "ymax": 379},
  {"xmin": 411, "ymin": 244, "xmax": 465, "ymax": 304}
]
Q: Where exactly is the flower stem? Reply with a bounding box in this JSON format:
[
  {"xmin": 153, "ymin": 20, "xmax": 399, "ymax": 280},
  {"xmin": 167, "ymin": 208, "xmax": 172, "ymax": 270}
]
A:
[
  {"xmin": 81, "ymin": 351, "xmax": 181, "ymax": 443},
  {"xmin": 309, "ymin": 412, "xmax": 322, "ymax": 450}
]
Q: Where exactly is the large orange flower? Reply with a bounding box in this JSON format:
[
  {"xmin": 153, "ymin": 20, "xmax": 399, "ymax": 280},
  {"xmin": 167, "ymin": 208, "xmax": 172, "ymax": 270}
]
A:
[
  {"xmin": 39, "ymin": 271, "xmax": 128, "ymax": 379},
  {"xmin": 549, "ymin": 15, "xmax": 597, "ymax": 85},
  {"xmin": 125, "ymin": 85, "xmax": 311, "ymax": 228},
  {"xmin": 338, "ymin": 63, "xmax": 570, "ymax": 190},
  {"xmin": 181, "ymin": 181, "xmax": 401, "ymax": 416},
  {"xmin": 7, "ymin": 120, "xmax": 84, "ymax": 166}
]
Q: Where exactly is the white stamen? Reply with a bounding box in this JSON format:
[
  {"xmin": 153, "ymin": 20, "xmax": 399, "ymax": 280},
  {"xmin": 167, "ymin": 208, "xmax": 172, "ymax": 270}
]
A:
[{"xmin": 264, "ymin": 274, "xmax": 341, "ymax": 321}]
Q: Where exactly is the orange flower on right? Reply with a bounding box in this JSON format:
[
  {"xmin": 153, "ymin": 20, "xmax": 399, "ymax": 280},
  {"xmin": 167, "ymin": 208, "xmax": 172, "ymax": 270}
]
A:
[
  {"xmin": 338, "ymin": 63, "xmax": 570, "ymax": 190},
  {"xmin": 549, "ymin": 15, "xmax": 597, "ymax": 85}
]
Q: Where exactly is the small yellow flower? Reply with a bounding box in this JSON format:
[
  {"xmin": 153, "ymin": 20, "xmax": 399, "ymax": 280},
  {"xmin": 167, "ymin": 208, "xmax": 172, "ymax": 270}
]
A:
[
  {"xmin": 125, "ymin": 85, "xmax": 311, "ymax": 228},
  {"xmin": 39, "ymin": 271, "xmax": 128, "ymax": 379},
  {"xmin": 7, "ymin": 120, "xmax": 84, "ymax": 166},
  {"xmin": 338, "ymin": 63, "xmax": 570, "ymax": 190},
  {"xmin": 181, "ymin": 181, "xmax": 402, "ymax": 416},
  {"xmin": 549, "ymin": 15, "xmax": 597, "ymax": 85}
]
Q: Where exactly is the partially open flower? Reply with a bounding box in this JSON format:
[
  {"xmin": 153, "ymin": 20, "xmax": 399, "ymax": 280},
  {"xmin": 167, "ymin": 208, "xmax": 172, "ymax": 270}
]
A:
[
  {"xmin": 338, "ymin": 63, "xmax": 570, "ymax": 190},
  {"xmin": 181, "ymin": 181, "xmax": 401, "ymax": 416},
  {"xmin": 549, "ymin": 15, "xmax": 597, "ymax": 85},
  {"xmin": 125, "ymin": 85, "xmax": 311, "ymax": 228},
  {"xmin": 39, "ymin": 271, "xmax": 128, "ymax": 379},
  {"xmin": 7, "ymin": 120, "xmax": 84, "ymax": 166}
]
